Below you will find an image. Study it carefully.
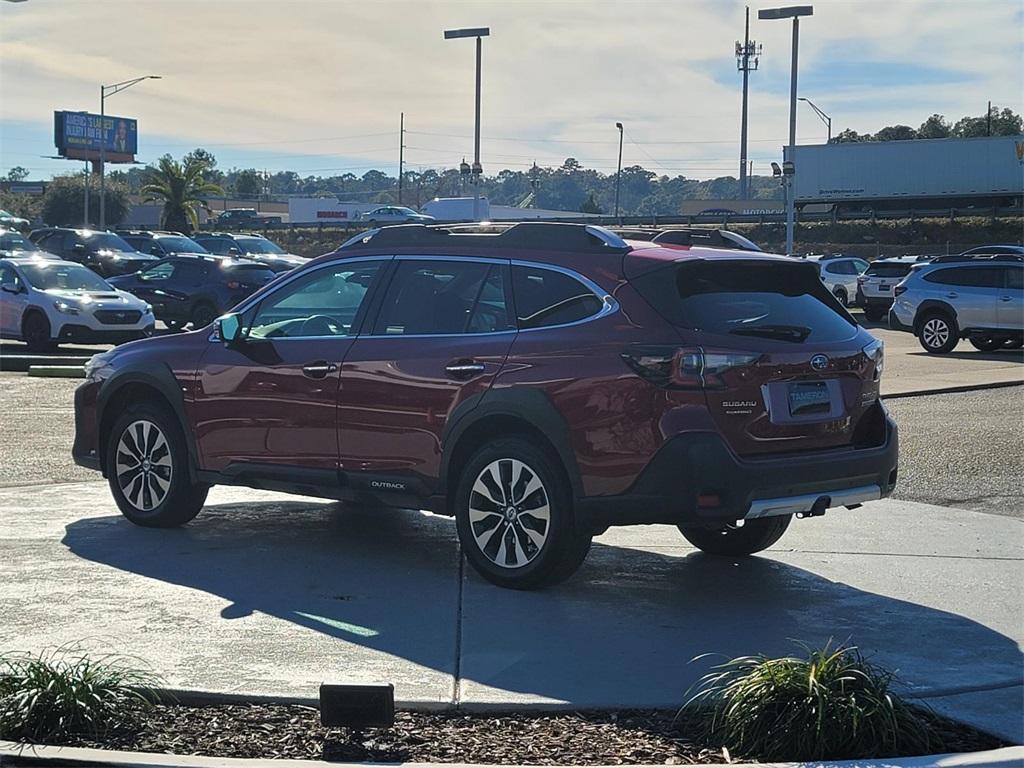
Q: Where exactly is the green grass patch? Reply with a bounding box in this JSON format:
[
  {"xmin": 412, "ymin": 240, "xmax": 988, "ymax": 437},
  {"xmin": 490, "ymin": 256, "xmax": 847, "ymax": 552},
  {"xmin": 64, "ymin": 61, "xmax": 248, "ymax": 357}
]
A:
[
  {"xmin": 678, "ymin": 642, "xmax": 936, "ymax": 761},
  {"xmin": 0, "ymin": 648, "xmax": 160, "ymax": 742}
]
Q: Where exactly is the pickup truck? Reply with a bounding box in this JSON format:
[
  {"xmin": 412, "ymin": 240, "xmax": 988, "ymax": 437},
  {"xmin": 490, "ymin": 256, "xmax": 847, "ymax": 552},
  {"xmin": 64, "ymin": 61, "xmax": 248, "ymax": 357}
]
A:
[{"xmin": 214, "ymin": 208, "xmax": 283, "ymax": 228}]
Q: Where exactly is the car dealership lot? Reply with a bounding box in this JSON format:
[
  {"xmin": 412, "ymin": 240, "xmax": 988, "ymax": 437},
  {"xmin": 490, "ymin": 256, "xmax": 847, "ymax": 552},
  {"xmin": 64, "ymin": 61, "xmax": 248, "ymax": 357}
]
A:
[{"xmin": 0, "ymin": 314, "xmax": 1021, "ymax": 741}]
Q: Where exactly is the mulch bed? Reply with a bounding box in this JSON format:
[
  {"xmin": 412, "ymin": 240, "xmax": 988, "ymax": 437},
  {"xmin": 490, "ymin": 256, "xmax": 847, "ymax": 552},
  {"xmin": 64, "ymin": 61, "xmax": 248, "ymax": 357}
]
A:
[{"xmin": 25, "ymin": 703, "xmax": 1006, "ymax": 765}]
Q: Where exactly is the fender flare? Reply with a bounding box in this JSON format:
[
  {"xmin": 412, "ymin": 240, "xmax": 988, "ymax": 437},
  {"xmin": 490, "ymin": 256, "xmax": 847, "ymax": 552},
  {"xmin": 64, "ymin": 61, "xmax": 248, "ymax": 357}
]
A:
[
  {"xmin": 96, "ymin": 363, "xmax": 200, "ymax": 480},
  {"xmin": 914, "ymin": 300, "xmax": 959, "ymax": 333},
  {"xmin": 439, "ymin": 387, "xmax": 583, "ymax": 500}
]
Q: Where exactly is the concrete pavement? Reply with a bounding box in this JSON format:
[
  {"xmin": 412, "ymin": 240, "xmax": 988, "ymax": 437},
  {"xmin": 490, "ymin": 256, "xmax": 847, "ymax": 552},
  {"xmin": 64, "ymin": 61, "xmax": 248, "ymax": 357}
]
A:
[{"xmin": 1, "ymin": 482, "xmax": 1020, "ymax": 742}]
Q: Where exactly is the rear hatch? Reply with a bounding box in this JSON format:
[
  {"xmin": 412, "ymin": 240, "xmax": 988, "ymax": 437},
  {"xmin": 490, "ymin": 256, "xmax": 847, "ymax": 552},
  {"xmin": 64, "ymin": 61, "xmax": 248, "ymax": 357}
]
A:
[
  {"xmin": 628, "ymin": 256, "xmax": 883, "ymax": 457},
  {"xmin": 860, "ymin": 261, "xmax": 914, "ymax": 298}
]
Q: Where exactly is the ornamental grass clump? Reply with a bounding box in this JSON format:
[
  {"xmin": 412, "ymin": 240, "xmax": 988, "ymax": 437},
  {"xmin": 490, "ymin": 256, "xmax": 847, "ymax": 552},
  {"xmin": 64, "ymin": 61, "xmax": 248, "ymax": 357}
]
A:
[
  {"xmin": 0, "ymin": 648, "xmax": 158, "ymax": 742},
  {"xmin": 678, "ymin": 643, "xmax": 935, "ymax": 761}
]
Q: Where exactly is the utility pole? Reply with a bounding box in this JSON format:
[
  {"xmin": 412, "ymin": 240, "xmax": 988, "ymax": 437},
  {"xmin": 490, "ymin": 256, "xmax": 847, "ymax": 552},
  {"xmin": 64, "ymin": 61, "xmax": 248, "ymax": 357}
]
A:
[
  {"xmin": 83, "ymin": 162, "xmax": 90, "ymax": 227},
  {"xmin": 987, "ymin": 100, "xmax": 992, "ymax": 136},
  {"xmin": 736, "ymin": 7, "xmax": 761, "ymax": 200},
  {"xmin": 614, "ymin": 122, "xmax": 624, "ymax": 221},
  {"xmin": 443, "ymin": 27, "xmax": 490, "ymax": 221},
  {"xmin": 398, "ymin": 112, "xmax": 405, "ymax": 205}
]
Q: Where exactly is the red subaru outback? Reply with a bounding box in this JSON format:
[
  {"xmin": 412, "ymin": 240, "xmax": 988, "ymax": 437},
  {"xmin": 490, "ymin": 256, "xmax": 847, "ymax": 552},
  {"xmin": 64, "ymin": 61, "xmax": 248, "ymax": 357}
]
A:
[{"xmin": 73, "ymin": 223, "xmax": 897, "ymax": 589}]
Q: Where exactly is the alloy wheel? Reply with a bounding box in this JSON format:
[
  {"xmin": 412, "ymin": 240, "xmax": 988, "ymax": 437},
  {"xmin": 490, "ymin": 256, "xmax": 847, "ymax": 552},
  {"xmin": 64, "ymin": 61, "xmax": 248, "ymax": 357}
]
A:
[
  {"xmin": 468, "ymin": 458, "xmax": 551, "ymax": 569},
  {"xmin": 115, "ymin": 420, "xmax": 173, "ymax": 511},
  {"xmin": 921, "ymin": 318, "xmax": 949, "ymax": 349}
]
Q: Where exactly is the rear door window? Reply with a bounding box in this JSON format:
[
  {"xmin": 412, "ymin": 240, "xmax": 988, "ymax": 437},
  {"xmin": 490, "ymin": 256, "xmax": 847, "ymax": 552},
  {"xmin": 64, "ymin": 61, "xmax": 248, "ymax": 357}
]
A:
[
  {"xmin": 924, "ymin": 267, "xmax": 1003, "ymax": 288},
  {"xmin": 511, "ymin": 265, "xmax": 603, "ymax": 329},
  {"xmin": 373, "ymin": 260, "xmax": 512, "ymax": 335},
  {"xmin": 631, "ymin": 259, "xmax": 857, "ymax": 344}
]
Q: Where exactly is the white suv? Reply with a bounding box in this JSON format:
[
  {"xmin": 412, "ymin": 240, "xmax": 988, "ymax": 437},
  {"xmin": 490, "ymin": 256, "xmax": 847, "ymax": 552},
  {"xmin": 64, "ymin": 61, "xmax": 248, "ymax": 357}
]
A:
[
  {"xmin": 806, "ymin": 255, "xmax": 869, "ymax": 307},
  {"xmin": 0, "ymin": 257, "xmax": 154, "ymax": 351},
  {"xmin": 889, "ymin": 254, "xmax": 1024, "ymax": 353},
  {"xmin": 856, "ymin": 257, "xmax": 922, "ymax": 322}
]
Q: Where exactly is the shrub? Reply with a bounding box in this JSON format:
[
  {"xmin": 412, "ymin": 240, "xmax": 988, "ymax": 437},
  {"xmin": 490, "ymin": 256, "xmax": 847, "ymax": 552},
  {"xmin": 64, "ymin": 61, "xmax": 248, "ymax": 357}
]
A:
[
  {"xmin": 678, "ymin": 643, "xmax": 935, "ymax": 761},
  {"xmin": 0, "ymin": 648, "xmax": 158, "ymax": 742}
]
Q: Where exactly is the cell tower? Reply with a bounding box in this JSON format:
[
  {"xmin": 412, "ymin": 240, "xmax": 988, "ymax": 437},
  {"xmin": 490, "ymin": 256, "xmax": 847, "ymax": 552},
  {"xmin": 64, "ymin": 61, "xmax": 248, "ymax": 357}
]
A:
[{"xmin": 736, "ymin": 6, "xmax": 762, "ymax": 199}]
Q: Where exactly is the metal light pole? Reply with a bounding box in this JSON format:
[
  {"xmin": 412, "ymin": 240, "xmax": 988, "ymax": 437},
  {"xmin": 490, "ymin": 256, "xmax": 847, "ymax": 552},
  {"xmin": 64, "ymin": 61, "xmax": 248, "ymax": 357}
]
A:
[
  {"xmin": 614, "ymin": 122, "xmax": 624, "ymax": 221},
  {"xmin": 444, "ymin": 27, "xmax": 490, "ymax": 221},
  {"xmin": 798, "ymin": 97, "xmax": 831, "ymax": 142},
  {"xmin": 99, "ymin": 74, "xmax": 159, "ymax": 229},
  {"xmin": 759, "ymin": 5, "xmax": 812, "ymax": 256},
  {"xmin": 736, "ymin": 7, "xmax": 761, "ymax": 199}
]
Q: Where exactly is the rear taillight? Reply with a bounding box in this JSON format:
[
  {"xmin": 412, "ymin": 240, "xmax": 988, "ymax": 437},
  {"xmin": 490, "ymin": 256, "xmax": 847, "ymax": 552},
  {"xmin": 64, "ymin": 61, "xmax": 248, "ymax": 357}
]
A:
[
  {"xmin": 863, "ymin": 338, "xmax": 884, "ymax": 382},
  {"xmin": 622, "ymin": 346, "xmax": 759, "ymax": 389},
  {"xmin": 894, "ymin": 285, "xmax": 907, "ymax": 296}
]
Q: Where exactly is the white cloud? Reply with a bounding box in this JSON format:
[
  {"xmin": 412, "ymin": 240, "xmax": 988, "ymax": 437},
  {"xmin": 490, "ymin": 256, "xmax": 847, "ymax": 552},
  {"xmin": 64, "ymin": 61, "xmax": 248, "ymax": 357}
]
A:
[{"xmin": 0, "ymin": 0, "xmax": 1020, "ymax": 179}]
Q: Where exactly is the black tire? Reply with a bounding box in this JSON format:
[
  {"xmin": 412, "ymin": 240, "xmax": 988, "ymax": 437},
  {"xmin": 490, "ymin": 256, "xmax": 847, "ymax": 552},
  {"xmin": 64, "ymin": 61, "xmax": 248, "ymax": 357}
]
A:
[
  {"xmin": 678, "ymin": 515, "xmax": 792, "ymax": 556},
  {"xmin": 916, "ymin": 311, "xmax": 959, "ymax": 354},
  {"xmin": 455, "ymin": 437, "xmax": 591, "ymax": 590},
  {"xmin": 164, "ymin": 318, "xmax": 187, "ymax": 331},
  {"xmin": 1004, "ymin": 337, "xmax": 1023, "ymax": 349},
  {"xmin": 863, "ymin": 307, "xmax": 886, "ymax": 322},
  {"xmin": 970, "ymin": 336, "xmax": 1004, "ymax": 352},
  {"xmin": 106, "ymin": 401, "xmax": 208, "ymax": 528},
  {"xmin": 190, "ymin": 302, "xmax": 218, "ymax": 329},
  {"xmin": 22, "ymin": 311, "xmax": 55, "ymax": 352},
  {"xmin": 833, "ymin": 288, "xmax": 848, "ymax": 307}
]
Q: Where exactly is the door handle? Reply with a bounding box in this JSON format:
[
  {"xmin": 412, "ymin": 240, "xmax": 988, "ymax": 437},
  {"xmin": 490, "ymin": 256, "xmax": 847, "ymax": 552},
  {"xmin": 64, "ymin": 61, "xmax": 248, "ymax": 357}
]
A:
[
  {"xmin": 945, "ymin": 292, "xmax": 958, "ymax": 299},
  {"xmin": 445, "ymin": 361, "xmax": 486, "ymax": 378},
  {"xmin": 999, "ymin": 296, "xmax": 1013, "ymax": 302},
  {"xmin": 302, "ymin": 362, "xmax": 337, "ymax": 379}
]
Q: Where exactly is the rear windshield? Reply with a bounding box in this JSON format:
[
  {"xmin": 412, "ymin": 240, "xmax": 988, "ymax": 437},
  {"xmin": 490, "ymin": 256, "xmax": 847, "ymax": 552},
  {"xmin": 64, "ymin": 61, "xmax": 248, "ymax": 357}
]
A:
[
  {"xmin": 235, "ymin": 237, "xmax": 284, "ymax": 255},
  {"xmin": 865, "ymin": 262, "xmax": 913, "ymax": 278},
  {"xmin": 223, "ymin": 263, "xmax": 277, "ymax": 281},
  {"xmin": 158, "ymin": 236, "xmax": 209, "ymax": 254},
  {"xmin": 631, "ymin": 259, "xmax": 857, "ymax": 344}
]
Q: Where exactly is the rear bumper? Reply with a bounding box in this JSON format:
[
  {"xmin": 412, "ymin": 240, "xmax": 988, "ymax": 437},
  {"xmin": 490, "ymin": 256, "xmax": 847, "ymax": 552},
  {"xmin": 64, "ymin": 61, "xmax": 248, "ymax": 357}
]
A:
[
  {"xmin": 576, "ymin": 407, "xmax": 898, "ymax": 531},
  {"xmin": 856, "ymin": 289, "xmax": 894, "ymax": 308},
  {"xmin": 888, "ymin": 309, "xmax": 913, "ymax": 333}
]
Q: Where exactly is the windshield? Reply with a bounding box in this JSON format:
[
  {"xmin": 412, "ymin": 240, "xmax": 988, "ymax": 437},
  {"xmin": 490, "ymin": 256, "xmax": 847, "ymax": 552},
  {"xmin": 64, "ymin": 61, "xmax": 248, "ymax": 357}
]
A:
[
  {"xmin": 20, "ymin": 262, "xmax": 113, "ymax": 292},
  {"xmin": 0, "ymin": 232, "xmax": 30, "ymax": 250},
  {"xmin": 158, "ymin": 235, "xmax": 209, "ymax": 254},
  {"xmin": 395, "ymin": 207, "xmax": 418, "ymax": 215},
  {"xmin": 632, "ymin": 259, "xmax": 857, "ymax": 344},
  {"xmin": 83, "ymin": 232, "xmax": 135, "ymax": 253},
  {"xmin": 235, "ymin": 237, "xmax": 285, "ymax": 255}
]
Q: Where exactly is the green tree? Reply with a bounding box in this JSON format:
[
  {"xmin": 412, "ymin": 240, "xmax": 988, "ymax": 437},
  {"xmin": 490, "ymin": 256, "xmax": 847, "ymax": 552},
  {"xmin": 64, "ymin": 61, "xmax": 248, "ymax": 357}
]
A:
[
  {"xmin": 141, "ymin": 155, "xmax": 224, "ymax": 233},
  {"xmin": 952, "ymin": 106, "xmax": 1023, "ymax": 137},
  {"xmin": 6, "ymin": 166, "xmax": 29, "ymax": 182},
  {"xmin": 184, "ymin": 148, "xmax": 223, "ymax": 185},
  {"xmin": 233, "ymin": 169, "xmax": 264, "ymax": 198},
  {"xmin": 41, "ymin": 174, "xmax": 129, "ymax": 227},
  {"xmin": 579, "ymin": 191, "xmax": 602, "ymax": 214},
  {"xmin": 830, "ymin": 128, "xmax": 867, "ymax": 143},
  {"xmin": 918, "ymin": 114, "xmax": 952, "ymax": 139},
  {"xmin": 873, "ymin": 124, "xmax": 917, "ymax": 141}
]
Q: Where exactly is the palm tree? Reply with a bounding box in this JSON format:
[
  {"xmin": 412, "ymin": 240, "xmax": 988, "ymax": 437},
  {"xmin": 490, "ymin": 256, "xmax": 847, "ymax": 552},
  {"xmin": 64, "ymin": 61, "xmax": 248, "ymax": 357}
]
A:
[{"xmin": 141, "ymin": 155, "xmax": 223, "ymax": 234}]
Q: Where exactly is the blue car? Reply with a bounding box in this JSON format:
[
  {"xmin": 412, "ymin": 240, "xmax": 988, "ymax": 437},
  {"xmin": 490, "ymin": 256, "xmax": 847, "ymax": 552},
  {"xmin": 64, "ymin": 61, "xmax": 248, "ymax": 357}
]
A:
[{"xmin": 108, "ymin": 253, "xmax": 277, "ymax": 330}]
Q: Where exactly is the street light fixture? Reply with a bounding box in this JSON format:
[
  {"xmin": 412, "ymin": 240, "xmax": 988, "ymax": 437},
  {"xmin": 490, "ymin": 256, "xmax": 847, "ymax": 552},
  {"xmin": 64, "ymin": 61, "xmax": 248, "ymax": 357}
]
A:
[
  {"xmin": 798, "ymin": 97, "xmax": 831, "ymax": 142},
  {"xmin": 614, "ymin": 122, "xmax": 624, "ymax": 221},
  {"xmin": 444, "ymin": 27, "xmax": 489, "ymax": 221},
  {"xmin": 99, "ymin": 74, "xmax": 160, "ymax": 229},
  {"xmin": 758, "ymin": 4, "xmax": 812, "ymax": 255}
]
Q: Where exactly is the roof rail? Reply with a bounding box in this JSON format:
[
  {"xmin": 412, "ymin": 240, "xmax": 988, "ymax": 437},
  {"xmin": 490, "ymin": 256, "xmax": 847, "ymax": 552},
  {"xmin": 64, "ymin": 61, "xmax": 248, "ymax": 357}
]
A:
[
  {"xmin": 649, "ymin": 228, "xmax": 762, "ymax": 253},
  {"xmin": 930, "ymin": 252, "xmax": 1023, "ymax": 264},
  {"xmin": 338, "ymin": 222, "xmax": 630, "ymax": 253}
]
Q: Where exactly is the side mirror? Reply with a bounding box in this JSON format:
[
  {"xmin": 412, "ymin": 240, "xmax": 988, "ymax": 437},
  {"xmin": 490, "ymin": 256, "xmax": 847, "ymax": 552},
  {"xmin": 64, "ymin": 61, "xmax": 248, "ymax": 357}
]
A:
[
  {"xmin": 228, "ymin": 247, "xmax": 241, "ymax": 256},
  {"xmin": 1, "ymin": 280, "xmax": 20, "ymax": 294},
  {"xmin": 216, "ymin": 313, "xmax": 243, "ymax": 345}
]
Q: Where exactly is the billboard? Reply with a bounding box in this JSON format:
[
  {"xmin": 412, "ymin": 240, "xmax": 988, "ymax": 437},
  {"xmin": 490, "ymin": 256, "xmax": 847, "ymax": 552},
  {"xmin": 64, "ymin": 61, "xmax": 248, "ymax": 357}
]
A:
[{"xmin": 54, "ymin": 111, "xmax": 138, "ymax": 162}]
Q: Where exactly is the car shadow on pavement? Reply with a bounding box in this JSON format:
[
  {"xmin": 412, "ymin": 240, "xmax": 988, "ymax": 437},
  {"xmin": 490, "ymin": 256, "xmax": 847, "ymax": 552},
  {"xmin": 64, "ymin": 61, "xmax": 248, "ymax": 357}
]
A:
[
  {"xmin": 905, "ymin": 348, "xmax": 1024, "ymax": 362},
  {"xmin": 61, "ymin": 498, "xmax": 1023, "ymax": 706}
]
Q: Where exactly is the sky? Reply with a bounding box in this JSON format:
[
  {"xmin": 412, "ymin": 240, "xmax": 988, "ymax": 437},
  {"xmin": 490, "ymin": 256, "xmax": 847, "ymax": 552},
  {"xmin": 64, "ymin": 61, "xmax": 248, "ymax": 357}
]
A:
[{"xmin": 1, "ymin": 0, "xmax": 1021, "ymax": 183}]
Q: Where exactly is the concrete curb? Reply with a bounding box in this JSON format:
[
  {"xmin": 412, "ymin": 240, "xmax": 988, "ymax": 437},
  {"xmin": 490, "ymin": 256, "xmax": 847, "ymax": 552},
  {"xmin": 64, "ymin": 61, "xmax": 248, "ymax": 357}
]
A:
[
  {"xmin": 1, "ymin": 742, "xmax": 1021, "ymax": 768},
  {"xmin": 26, "ymin": 365, "xmax": 85, "ymax": 379},
  {"xmin": 0, "ymin": 355, "xmax": 90, "ymax": 373},
  {"xmin": 882, "ymin": 380, "xmax": 1023, "ymax": 400}
]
